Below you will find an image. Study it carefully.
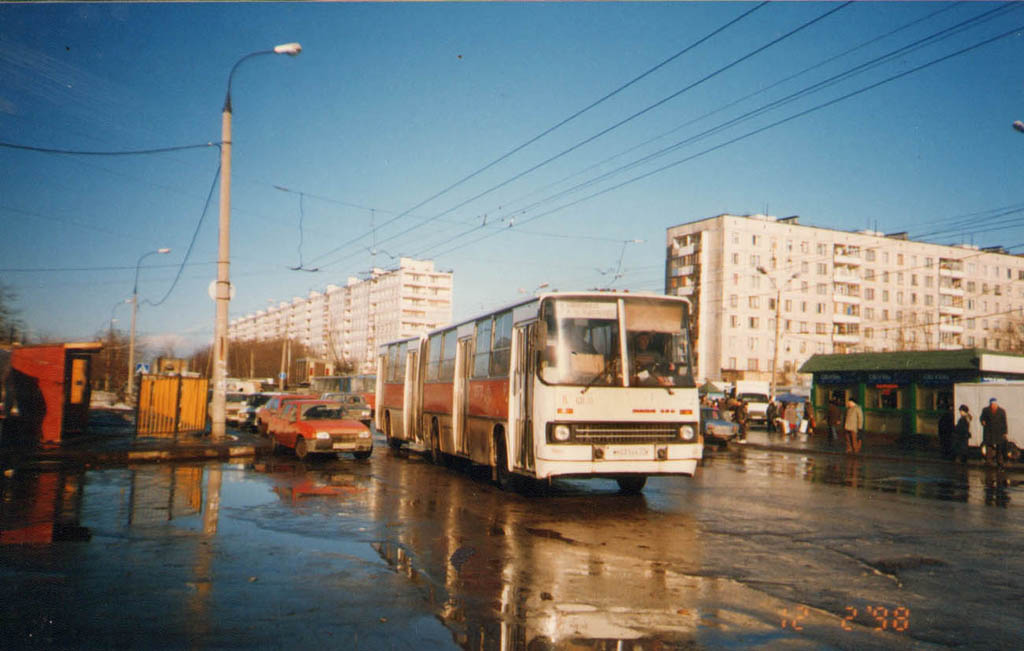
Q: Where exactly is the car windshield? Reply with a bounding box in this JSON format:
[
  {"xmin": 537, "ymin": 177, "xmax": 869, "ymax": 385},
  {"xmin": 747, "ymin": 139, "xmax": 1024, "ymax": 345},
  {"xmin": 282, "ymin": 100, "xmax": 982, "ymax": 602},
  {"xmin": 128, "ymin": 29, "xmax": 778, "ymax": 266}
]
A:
[
  {"xmin": 538, "ymin": 297, "xmax": 695, "ymax": 388},
  {"xmin": 302, "ymin": 405, "xmax": 344, "ymax": 420}
]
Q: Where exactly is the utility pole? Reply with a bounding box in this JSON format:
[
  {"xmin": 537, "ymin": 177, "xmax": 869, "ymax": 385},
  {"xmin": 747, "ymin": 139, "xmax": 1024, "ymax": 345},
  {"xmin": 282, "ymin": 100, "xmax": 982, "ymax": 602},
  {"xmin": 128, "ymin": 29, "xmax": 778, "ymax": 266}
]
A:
[{"xmin": 757, "ymin": 265, "xmax": 800, "ymax": 399}]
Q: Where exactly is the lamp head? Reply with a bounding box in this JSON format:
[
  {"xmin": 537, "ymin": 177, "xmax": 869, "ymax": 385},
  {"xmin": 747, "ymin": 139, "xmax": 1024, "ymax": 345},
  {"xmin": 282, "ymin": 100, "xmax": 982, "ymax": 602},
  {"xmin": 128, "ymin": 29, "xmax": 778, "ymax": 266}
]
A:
[
  {"xmin": 274, "ymin": 42, "xmax": 302, "ymax": 56},
  {"xmin": 157, "ymin": 248, "xmax": 171, "ymax": 254}
]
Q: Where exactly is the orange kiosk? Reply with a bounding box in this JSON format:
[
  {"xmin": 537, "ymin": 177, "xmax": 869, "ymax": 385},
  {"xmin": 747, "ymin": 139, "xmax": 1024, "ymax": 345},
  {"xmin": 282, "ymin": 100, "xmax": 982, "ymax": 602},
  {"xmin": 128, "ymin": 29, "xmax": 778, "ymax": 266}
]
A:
[{"xmin": 2, "ymin": 342, "xmax": 102, "ymax": 445}]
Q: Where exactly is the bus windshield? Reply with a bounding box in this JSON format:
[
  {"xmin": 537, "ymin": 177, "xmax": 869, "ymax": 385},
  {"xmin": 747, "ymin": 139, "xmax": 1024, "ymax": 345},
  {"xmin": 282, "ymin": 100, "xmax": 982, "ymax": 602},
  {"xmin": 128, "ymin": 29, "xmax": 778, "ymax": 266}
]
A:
[{"xmin": 538, "ymin": 296, "xmax": 694, "ymax": 388}]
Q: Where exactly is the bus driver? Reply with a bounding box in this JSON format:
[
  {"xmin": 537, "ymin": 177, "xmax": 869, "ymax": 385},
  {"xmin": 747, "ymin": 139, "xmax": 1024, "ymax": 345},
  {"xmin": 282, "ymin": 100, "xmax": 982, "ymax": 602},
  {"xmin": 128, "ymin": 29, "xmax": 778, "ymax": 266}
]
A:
[{"xmin": 632, "ymin": 332, "xmax": 675, "ymax": 386}]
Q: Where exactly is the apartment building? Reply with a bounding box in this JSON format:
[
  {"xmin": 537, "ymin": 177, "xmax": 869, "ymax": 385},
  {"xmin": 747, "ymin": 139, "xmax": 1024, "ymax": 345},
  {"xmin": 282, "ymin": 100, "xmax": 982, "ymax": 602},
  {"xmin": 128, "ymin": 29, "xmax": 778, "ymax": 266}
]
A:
[
  {"xmin": 229, "ymin": 258, "xmax": 453, "ymax": 373},
  {"xmin": 666, "ymin": 214, "xmax": 1024, "ymax": 384}
]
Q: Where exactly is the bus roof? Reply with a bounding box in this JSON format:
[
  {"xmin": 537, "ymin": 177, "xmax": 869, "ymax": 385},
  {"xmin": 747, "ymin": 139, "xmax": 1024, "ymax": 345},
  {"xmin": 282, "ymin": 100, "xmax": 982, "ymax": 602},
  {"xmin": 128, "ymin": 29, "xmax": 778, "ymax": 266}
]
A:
[{"xmin": 378, "ymin": 291, "xmax": 691, "ymax": 352}]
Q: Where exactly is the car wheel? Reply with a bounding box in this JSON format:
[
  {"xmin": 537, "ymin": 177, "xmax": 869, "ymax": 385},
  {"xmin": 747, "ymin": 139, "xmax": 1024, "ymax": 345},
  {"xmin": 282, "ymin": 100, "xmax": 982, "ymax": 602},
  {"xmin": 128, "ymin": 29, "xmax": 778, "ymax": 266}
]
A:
[
  {"xmin": 295, "ymin": 437, "xmax": 309, "ymax": 461},
  {"xmin": 616, "ymin": 476, "xmax": 647, "ymax": 493}
]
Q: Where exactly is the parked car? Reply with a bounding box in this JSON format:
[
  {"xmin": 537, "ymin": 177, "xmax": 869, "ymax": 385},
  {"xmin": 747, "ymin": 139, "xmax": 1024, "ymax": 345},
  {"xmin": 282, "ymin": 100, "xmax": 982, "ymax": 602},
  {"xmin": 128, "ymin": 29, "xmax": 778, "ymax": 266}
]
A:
[
  {"xmin": 206, "ymin": 392, "xmax": 249, "ymax": 426},
  {"xmin": 701, "ymin": 406, "xmax": 740, "ymax": 447},
  {"xmin": 320, "ymin": 392, "xmax": 372, "ymax": 425},
  {"xmin": 255, "ymin": 394, "xmax": 315, "ymax": 435},
  {"xmin": 239, "ymin": 392, "xmax": 282, "ymax": 432},
  {"xmin": 268, "ymin": 400, "xmax": 372, "ymax": 460}
]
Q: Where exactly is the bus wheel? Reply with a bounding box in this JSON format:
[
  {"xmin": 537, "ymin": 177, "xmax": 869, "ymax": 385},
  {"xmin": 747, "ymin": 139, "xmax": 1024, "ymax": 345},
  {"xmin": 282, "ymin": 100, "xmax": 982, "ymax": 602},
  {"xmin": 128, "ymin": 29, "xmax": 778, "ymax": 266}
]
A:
[
  {"xmin": 386, "ymin": 413, "xmax": 402, "ymax": 451},
  {"xmin": 494, "ymin": 434, "xmax": 514, "ymax": 491},
  {"xmin": 430, "ymin": 420, "xmax": 442, "ymax": 465},
  {"xmin": 616, "ymin": 476, "xmax": 646, "ymax": 493},
  {"xmin": 295, "ymin": 437, "xmax": 309, "ymax": 461}
]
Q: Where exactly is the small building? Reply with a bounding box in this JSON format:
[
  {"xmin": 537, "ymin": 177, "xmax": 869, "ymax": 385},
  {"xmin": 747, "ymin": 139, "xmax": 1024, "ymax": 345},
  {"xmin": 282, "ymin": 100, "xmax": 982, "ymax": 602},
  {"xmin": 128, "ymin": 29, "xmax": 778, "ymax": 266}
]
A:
[
  {"xmin": 2, "ymin": 342, "xmax": 103, "ymax": 445},
  {"xmin": 800, "ymin": 349, "xmax": 1024, "ymax": 442}
]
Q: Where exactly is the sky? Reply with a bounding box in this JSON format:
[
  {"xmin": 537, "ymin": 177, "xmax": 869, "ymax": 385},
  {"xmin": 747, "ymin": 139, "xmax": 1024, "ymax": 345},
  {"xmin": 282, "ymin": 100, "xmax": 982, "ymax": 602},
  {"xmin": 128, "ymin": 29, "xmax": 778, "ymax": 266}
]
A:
[{"xmin": 1, "ymin": 2, "xmax": 1023, "ymax": 355}]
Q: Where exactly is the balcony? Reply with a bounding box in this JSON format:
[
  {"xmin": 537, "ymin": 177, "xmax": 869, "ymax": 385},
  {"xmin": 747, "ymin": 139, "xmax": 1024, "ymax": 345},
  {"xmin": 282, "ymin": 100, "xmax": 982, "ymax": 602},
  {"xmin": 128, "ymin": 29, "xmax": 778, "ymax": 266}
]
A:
[
  {"xmin": 833, "ymin": 312, "xmax": 861, "ymax": 324},
  {"xmin": 673, "ymin": 243, "xmax": 696, "ymax": 257},
  {"xmin": 833, "ymin": 333, "xmax": 860, "ymax": 344},
  {"xmin": 833, "ymin": 293, "xmax": 861, "ymax": 306},
  {"xmin": 833, "ymin": 253, "xmax": 862, "ymax": 266},
  {"xmin": 834, "ymin": 269, "xmax": 861, "ymax": 284},
  {"xmin": 672, "ymin": 265, "xmax": 695, "ymax": 277},
  {"xmin": 938, "ymin": 285, "xmax": 965, "ymax": 297},
  {"xmin": 938, "ymin": 304, "xmax": 964, "ymax": 316},
  {"xmin": 939, "ymin": 322, "xmax": 964, "ymax": 334},
  {"xmin": 939, "ymin": 265, "xmax": 965, "ymax": 278}
]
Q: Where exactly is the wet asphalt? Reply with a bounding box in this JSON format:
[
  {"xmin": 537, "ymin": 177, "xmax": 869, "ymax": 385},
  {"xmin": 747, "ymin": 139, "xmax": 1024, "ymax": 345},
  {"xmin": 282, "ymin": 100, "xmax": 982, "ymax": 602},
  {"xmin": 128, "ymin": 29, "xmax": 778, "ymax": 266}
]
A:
[{"xmin": 1, "ymin": 428, "xmax": 1022, "ymax": 650}]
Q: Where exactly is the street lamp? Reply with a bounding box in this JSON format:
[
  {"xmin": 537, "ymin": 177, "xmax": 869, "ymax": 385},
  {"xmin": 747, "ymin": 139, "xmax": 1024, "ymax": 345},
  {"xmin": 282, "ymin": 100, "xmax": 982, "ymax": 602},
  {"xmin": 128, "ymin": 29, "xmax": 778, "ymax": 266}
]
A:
[
  {"xmin": 128, "ymin": 248, "xmax": 171, "ymax": 401},
  {"xmin": 211, "ymin": 42, "xmax": 301, "ymax": 439},
  {"xmin": 1013, "ymin": 120, "xmax": 1024, "ymax": 134},
  {"xmin": 757, "ymin": 265, "xmax": 800, "ymax": 400}
]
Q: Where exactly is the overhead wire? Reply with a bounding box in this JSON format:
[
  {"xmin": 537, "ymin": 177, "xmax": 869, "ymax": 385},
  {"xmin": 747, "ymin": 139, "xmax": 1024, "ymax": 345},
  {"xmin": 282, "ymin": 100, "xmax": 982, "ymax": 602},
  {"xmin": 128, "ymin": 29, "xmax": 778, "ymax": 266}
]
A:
[
  {"xmin": 306, "ymin": 1, "xmax": 781, "ymax": 269},
  {"xmin": 422, "ymin": 20, "xmax": 1024, "ymax": 261}
]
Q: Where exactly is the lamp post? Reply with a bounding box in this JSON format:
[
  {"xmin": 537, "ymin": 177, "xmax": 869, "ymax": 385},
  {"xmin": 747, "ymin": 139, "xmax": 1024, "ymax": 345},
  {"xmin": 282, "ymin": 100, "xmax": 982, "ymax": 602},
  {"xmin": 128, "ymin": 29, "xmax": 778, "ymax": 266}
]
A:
[
  {"xmin": 757, "ymin": 266, "xmax": 800, "ymax": 400},
  {"xmin": 211, "ymin": 42, "xmax": 301, "ymax": 439},
  {"xmin": 128, "ymin": 248, "xmax": 171, "ymax": 401}
]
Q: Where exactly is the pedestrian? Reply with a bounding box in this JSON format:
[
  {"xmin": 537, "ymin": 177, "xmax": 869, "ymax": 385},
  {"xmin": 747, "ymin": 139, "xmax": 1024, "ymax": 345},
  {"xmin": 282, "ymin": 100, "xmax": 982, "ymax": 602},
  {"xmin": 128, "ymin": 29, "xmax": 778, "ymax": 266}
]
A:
[
  {"xmin": 979, "ymin": 397, "xmax": 1009, "ymax": 467},
  {"xmin": 784, "ymin": 401, "xmax": 799, "ymax": 437},
  {"xmin": 826, "ymin": 398, "xmax": 843, "ymax": 445},
  {"xmin": 734, "ymin": 399, "xmax": 749, "ymax": 442},
  {"xmin": 802, "ymin": 400, "xmax": 815, "ymax": 435},
  {"xmin": 938, "ymin": 402, "xmax": 955, "ymax": 459},
  {"xmin": 844, "ymin": 397, "xmax": 864, "ymax": 453},
  {"xmin": 952, "ymin": 404, "xmax": 971, "ymax": 464},
  {"xmin": 765, "ymin": 399, "xmax": 778, "ymax": 434}
]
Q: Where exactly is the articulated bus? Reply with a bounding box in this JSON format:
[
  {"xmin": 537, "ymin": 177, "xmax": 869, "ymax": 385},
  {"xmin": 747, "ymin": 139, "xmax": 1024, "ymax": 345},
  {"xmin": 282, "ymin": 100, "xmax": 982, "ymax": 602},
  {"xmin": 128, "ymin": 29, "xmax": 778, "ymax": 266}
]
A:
[
  {"xmin": 375, "ymin": 292, "xmax": 702, "ymax": 492},
  {"xmin": 309, "ymin": 374, "xmax": 377, "ymax": 409}
]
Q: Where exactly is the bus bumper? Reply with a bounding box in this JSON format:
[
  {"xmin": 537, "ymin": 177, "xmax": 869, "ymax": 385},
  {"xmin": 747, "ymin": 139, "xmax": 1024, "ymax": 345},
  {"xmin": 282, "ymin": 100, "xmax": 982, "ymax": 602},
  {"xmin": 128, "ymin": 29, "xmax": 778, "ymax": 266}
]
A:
[{"xmin": 535, "ymin": 443, "xmax": 702, "ymax": 479}]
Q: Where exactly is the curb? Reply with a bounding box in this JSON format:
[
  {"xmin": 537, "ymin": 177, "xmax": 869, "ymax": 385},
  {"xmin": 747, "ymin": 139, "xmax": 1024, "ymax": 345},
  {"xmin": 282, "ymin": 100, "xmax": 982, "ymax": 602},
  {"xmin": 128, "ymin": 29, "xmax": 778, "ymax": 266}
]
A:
[
  {"xmin": 2, "ymin": 442, "xmax": 271, "ymax": 471},
  {"xmin": 732, "ymin": 439, "xmax": 1024, "ymax": 474}
]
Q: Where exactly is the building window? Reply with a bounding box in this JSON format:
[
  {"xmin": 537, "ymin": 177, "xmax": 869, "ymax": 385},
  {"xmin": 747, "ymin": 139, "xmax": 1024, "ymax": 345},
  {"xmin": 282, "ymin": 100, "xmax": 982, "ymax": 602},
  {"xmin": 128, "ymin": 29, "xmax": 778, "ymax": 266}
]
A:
[
  {"xmin": 728, "ymin": 357, "xmax": 737, "ymax": 369},
  {"xmin": 866, "ymin": 250, "xmax": 876, "ymax": 262},
  {"xmin": 817, "ymin": 263, "xmax": 828, "ymax": 275},
  {"xmin": 747, "ymin": 358, "xmax": 759, "ymax": 371},
  {"xmin": 817, "ymin": 303, "xmax": 825, "ymax": 314},
  {"xmin": 817, "ymin": 283, "xmax": 828, "ymax": 295},
  {"xmin": 816, "ymin": 323, "xmax": 828, "ymax": 334},
  {"xmin": 865, "ymin": 288, "xmax": 875, "ymax": 300},
  {"xmin": 749, "ymin": 296, "xmax": 759, "ymax": 308},
  {"xmin": 752, "ymin": 235, "xmax": 760, "ymax": 246},
  {"xmin": 730, "ymin": 315, "xmax": 739, "ymax": 328},
  {"xmin": 817, "ymin": 243, "xmax": 827, "ymax": 256},
  {"xmin": 749, "ymin": 317, "xmax": 759, "ymax": 328},
  {"xmin": 730, "ymin": 294, "xmax": 738, "ymax": 308},
  {"xmin": 785, "ymin": 299, "xmax": 792, "ymax": 311}
]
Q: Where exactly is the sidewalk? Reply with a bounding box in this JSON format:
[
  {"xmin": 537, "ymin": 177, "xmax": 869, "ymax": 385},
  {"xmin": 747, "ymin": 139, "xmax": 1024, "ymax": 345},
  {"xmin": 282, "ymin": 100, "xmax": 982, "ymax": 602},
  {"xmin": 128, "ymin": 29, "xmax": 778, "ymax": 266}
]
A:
[
  {"xmin": 0, "ymin": 407, "xmax": 271, "ymax": 472},
  {"xmin": 732, "ymin": 427, "xmax": 1024, "ymax": 473}
]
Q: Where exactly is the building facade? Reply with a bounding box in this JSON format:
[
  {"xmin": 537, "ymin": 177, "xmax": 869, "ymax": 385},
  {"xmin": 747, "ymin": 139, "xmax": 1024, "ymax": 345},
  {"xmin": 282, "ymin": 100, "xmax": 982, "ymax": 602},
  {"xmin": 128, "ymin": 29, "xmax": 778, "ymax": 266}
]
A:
[
  {"xmin": 666, "ymin": 214, "xmax": 1024, "ymax": 384},
  {"xmin": 229, "ymin": 258, "xmax": 453, "ymax": 374}
]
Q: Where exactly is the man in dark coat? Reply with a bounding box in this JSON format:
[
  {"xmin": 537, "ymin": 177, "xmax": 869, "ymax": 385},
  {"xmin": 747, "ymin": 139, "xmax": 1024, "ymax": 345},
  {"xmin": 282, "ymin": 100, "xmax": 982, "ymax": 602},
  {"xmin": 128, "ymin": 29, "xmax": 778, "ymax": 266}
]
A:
[
  {"xmin": 826, "ymin": 398, "xmax": 843, "ymax": 445},
  {"xmin": 979, "ymin": 397, "xmax": 1009, "ymax": 467}
]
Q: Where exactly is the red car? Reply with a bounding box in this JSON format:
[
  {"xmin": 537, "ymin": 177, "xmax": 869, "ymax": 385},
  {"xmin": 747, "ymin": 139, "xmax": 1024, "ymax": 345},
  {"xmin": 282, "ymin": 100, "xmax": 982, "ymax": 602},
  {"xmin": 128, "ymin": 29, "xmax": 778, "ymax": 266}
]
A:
[
  {"xmin": 268, "ymin": 400, "xmax": 373, "ymax": 460},
  {"xmin": 255, "ymin": 394, "xmax": 315, "ymax": 434}
]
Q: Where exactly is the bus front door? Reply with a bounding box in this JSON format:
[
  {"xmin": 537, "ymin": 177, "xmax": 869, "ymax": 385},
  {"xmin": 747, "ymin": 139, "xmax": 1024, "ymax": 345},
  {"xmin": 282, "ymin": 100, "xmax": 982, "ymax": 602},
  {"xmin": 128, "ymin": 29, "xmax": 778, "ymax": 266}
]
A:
[{"xmin": 511, "ymin": 323, "xmax": 536, "ymax": 472}]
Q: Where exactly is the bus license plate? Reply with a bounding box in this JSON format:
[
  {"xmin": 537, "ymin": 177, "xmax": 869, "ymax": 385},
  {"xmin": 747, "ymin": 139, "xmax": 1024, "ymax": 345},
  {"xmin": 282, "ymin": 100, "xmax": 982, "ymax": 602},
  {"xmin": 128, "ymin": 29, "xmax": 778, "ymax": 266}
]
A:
[{"xmin": 604, "ymin": 445, "xmax": 653, "ymax": 460}]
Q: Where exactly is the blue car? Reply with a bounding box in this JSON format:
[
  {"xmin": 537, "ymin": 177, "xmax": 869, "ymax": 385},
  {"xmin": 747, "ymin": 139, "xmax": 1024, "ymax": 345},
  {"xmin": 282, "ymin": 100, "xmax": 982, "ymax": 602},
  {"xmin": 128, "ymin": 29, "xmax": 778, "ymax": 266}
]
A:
[{"xmin": 701, "ymin": 406, "xmax": 740, "ymax": 446}]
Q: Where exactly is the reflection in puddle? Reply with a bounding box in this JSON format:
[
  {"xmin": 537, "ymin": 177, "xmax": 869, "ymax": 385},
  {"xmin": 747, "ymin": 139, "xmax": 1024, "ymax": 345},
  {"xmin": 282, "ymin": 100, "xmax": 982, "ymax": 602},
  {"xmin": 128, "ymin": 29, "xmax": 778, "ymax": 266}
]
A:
[{"xmin": 715, "ymin": 447, "xmax": 1023, "ymax": 507}]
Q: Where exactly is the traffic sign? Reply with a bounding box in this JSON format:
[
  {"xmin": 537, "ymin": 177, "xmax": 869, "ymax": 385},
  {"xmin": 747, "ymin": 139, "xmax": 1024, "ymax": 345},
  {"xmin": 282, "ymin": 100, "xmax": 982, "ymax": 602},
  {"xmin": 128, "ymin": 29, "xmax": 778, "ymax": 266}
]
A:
[{"xmin": 135, "ymin": 363, "xmax": 150, "ymax": 375}]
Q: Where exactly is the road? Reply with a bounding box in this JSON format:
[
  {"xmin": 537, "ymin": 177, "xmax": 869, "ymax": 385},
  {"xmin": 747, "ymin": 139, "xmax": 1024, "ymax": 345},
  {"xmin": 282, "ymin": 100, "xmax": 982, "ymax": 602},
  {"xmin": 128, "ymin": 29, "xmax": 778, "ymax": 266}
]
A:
[{"xmin": 1, "ymin": 431, "xmax": 1022, "ymax": 649}]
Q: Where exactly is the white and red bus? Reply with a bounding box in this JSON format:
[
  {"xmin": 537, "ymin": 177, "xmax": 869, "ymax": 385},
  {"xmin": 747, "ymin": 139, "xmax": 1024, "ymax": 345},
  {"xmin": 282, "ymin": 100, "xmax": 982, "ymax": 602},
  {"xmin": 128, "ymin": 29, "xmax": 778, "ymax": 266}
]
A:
[{"xmin": 375, "ymin": 292, "xmax": 702, "ymax": 492}]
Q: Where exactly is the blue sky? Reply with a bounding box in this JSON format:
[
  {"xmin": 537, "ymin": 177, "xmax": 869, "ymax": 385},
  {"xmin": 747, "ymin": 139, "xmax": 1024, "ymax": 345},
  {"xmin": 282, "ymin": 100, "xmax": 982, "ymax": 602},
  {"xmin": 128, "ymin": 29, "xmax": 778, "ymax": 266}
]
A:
[{"xmin": 1, "ymin": 2, "xmax": 1022, "ymax": 353}]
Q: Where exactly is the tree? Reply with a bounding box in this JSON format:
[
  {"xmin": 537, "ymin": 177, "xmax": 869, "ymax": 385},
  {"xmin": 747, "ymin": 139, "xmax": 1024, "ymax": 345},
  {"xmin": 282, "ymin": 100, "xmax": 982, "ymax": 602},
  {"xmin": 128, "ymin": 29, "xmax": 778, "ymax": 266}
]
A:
[
  {"xmin": 189, "ymin": 337, "xmax": 316, "ymax": 385},
  {"xmin": 92, "ymin": 326, "xmax": 133, "ymax": 395}
]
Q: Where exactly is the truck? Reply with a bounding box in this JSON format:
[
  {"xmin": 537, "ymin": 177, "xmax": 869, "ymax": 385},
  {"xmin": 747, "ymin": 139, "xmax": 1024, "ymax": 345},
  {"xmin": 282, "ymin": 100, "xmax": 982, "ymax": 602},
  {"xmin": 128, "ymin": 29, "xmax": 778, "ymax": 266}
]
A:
[
  {"xmin": 953, "ymin": 382, "xmax": 1024, "ymax": 449},
  {"xmin": 734, "ymin": 380, "xmax": 771, "ymax": 426}
]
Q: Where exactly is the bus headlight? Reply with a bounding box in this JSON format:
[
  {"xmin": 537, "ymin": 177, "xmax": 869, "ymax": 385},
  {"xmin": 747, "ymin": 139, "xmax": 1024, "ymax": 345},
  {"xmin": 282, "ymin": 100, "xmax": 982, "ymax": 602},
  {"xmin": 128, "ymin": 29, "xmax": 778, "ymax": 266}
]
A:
[
  {"xmin": 553, "ymin": 425, "xmax": 571, "ymax": 442},
  {"xmin": 679, "ymin": 425, "xmax": 696, "ymax": 441}
]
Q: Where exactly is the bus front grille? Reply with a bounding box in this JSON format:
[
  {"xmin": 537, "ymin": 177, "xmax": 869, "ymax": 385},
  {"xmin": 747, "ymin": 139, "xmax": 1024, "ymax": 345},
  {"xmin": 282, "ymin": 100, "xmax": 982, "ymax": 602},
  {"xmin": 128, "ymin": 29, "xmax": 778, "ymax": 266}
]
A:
[{"xmin": 572, "ymin": 422, "xmax": 681, "ymax": 444}]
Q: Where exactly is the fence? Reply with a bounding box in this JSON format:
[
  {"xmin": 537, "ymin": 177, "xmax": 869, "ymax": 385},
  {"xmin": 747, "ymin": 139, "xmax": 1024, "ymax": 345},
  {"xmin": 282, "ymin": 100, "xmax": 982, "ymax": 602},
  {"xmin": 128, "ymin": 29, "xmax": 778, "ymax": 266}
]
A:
[{"xmin": 137, "ymin": 375, "xmax": 208, "ymax": 436}]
